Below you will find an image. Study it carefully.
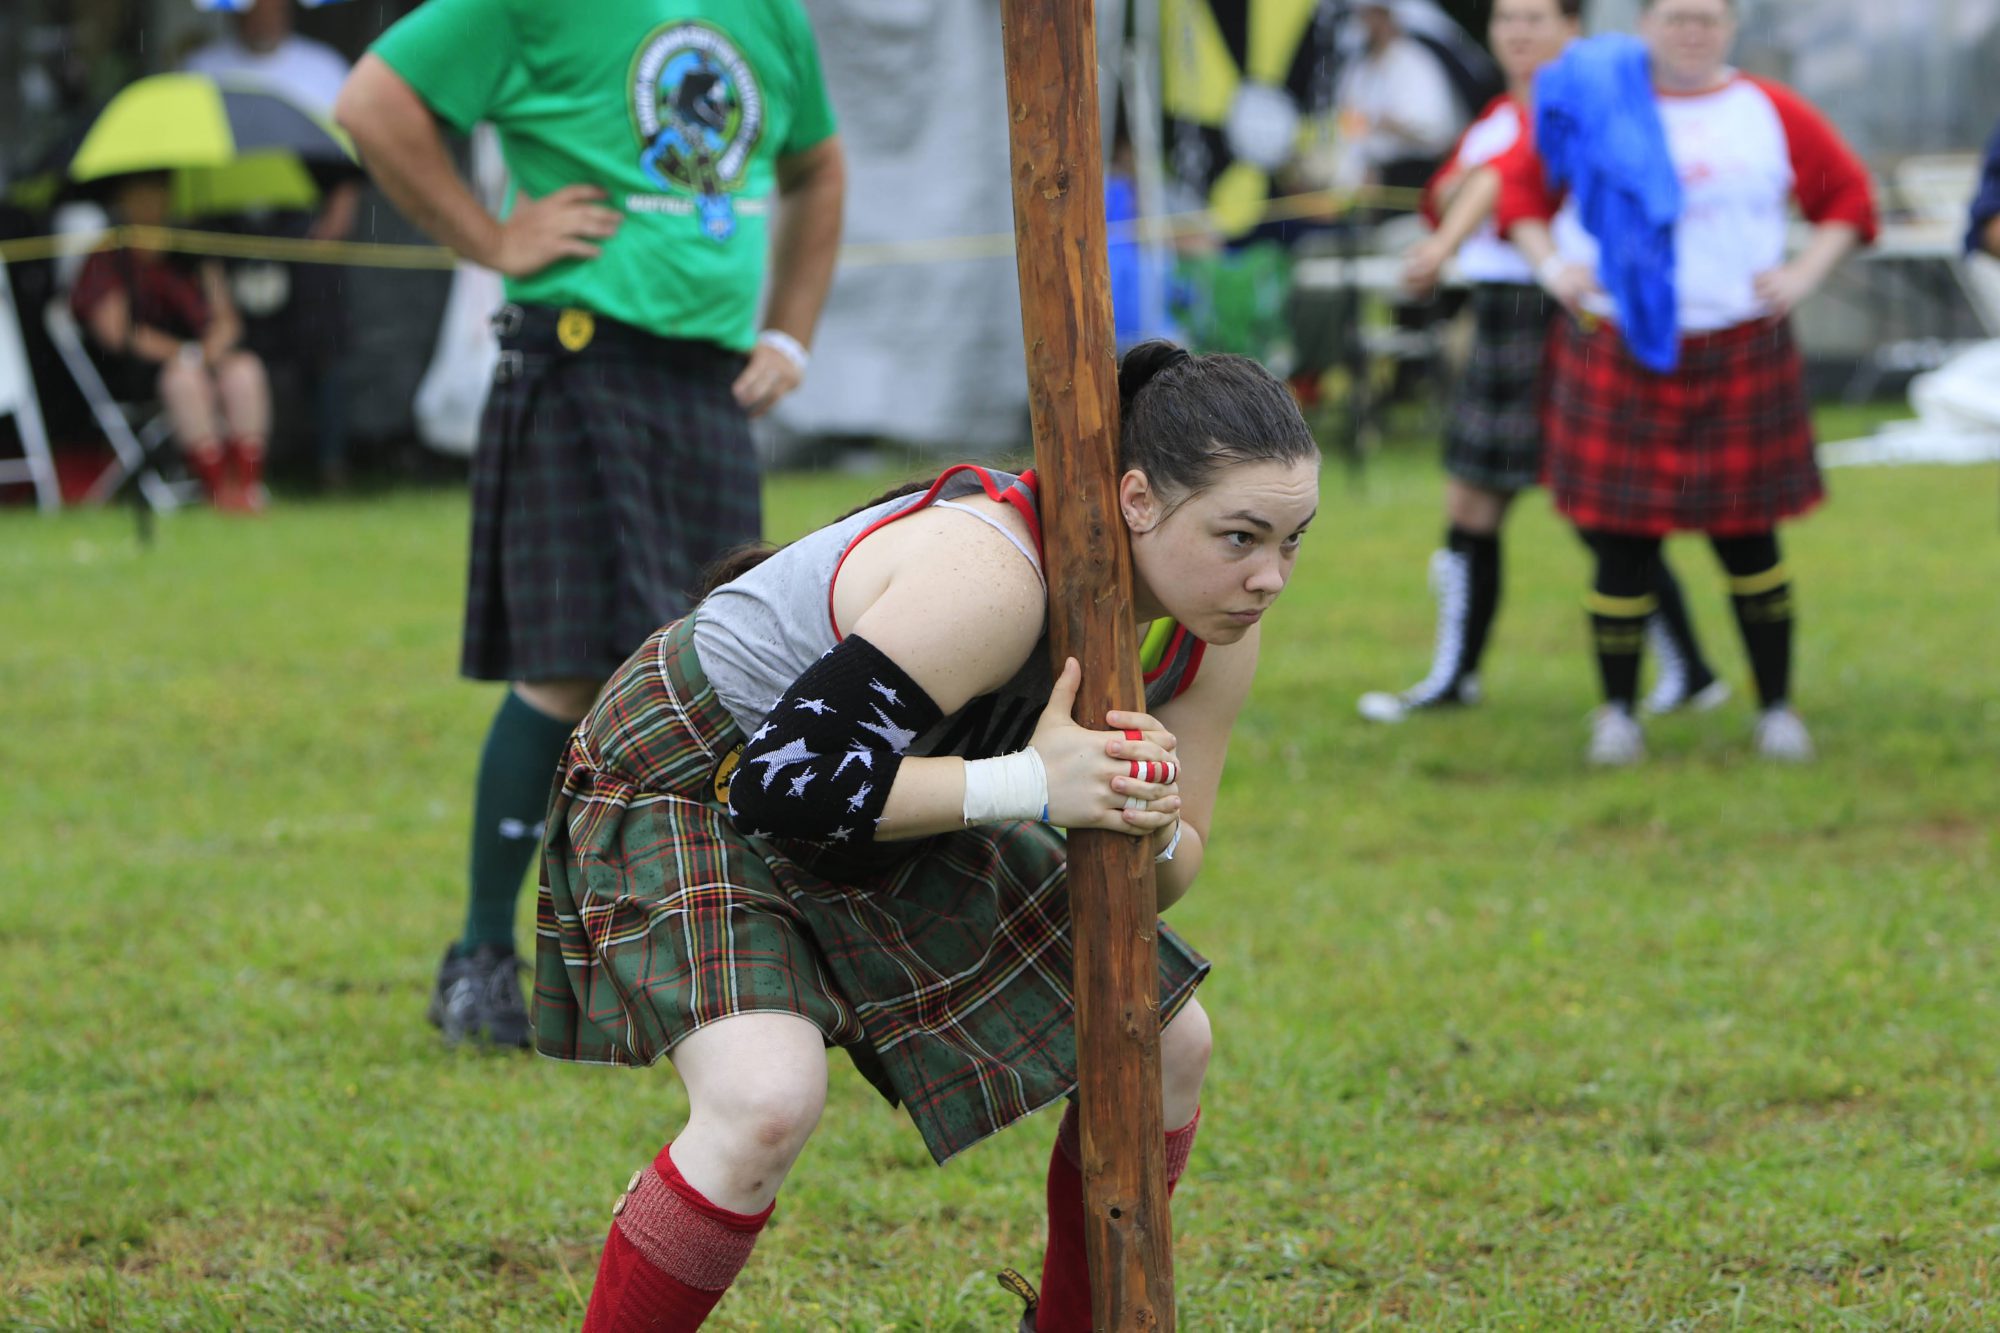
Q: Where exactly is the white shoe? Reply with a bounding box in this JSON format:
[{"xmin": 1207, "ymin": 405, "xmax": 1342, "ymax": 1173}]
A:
[
  {"xmin": 1358, "ymin": 548, "xmax": 1480, "ymax": 724},
  {"xmin": 1586, "ymin": 706, "xmax": 1647, "ymax": 767},
  {"xmin": 1753, "ymin": 706, "xmax": 1816, "ymax": 762},
  {"xmin": 1641, "ymin": 615, "xmax": 1732, "ymax": 715},
  {"xmin": 1645, "ymin": 676, "xmax": 1732, "ymax": 717},
  {"xmin": 1357, "ymin": 673, "xmax": 1480, "ymax": 724}
]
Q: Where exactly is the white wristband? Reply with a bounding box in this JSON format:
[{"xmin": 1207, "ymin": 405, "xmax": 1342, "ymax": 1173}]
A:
[
  {"xmin": 1535, "ymin": 254, "xmax": 1569, "ymax": 291},
  {"xmin": 1154, "ymin": 817, "xmax": 1184, "ymax": 864},
  {"xmin": 756, "ymin": 329, "xmax": 810, "ymax": 375},
  {"xmin": 962, "ymin": 747, "xmax": 1049, "ymax": 826}
]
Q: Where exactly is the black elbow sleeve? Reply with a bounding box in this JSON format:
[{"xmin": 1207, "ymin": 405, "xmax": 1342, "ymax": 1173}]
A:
[{"xmin": 724, "ymin": 634, "xmax": 944, "ymax": 843}]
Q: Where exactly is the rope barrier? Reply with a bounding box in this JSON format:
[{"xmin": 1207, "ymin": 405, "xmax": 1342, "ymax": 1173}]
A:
[{"xmin": 0, "ymin": 185, "xmax": 1426, "ymax": 272}]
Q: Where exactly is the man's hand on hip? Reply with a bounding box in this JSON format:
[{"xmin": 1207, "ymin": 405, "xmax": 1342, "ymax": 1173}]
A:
[{"xmin": 493, "ymin": 185, "xmax": 622, "ymax": 277}]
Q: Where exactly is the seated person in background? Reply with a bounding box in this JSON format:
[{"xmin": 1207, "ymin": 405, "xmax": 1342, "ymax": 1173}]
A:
[
  {"xmin": 1335, "ymin": 0, "xmax": 1466, "ymax": 196},
  {"xmin": 1968, "ymin": 115, "xmax": 2000, "ymax": 258},
  {"xmin": 70, "ymin": 172, "xmax": 272, "ymax": 511}
]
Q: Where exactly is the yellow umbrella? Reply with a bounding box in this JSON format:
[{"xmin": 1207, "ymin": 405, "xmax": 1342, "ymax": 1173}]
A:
[{"xmin": 67, "ymin": 72, "xmax": 356, "ymax": 216}]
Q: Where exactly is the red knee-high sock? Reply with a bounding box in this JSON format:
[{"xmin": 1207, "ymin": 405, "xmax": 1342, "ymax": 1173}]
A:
[
  {"xmin": 1035, "ymin": 1103, "xmax": 1201, "ymax": 1333},
  {"xmin": 226, "ymin": 438, "xmax": 266, "ymax": 512},
  {"xmin": 580, "ymin": 1143, "xmax": 774, "ymax": 1333},
  {"xmin": 186, "ymin": 442, "xmax": 228, "ymax": 503}
]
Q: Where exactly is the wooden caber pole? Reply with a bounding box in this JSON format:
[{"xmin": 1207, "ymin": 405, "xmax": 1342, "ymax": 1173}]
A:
[{"xmin": 999, "ymin": 2, "xmax": 1176, "ymax": 1328}]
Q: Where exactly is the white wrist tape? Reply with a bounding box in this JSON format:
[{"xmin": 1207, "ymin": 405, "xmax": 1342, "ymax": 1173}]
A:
[
  {"xmin": 756, "ymin": 328, "xmax": 810, "ymax": 374},
  {"xmin": 962, "ymin": 747, "xmax": 1049, "ymax": 826},
  {"xmin": 1535, "ymin": 254, "xmax": 1569, "ymax": 290},
  {"xmin": 1155, "ymin": 817, "xmax": 1185, "ymax": 863}
]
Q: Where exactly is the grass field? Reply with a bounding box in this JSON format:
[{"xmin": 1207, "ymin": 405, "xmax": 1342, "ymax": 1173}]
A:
[{"xmin": 4, "ymin": 412, "xmax": 1997, "ymax": 1330}]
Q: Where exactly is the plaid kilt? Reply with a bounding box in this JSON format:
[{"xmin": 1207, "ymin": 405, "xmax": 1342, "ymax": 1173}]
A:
[
  {"xmin": 1543, "ymin": 314, "xmax": 1823, "ymax": 536},
  {"xmin": 460, "ymin": 308, "xmax": 761, "ymax": 682},
  {"xmin": 533, "ymin": 618, "xmax": 1211, "ymax": 1165},
  {"xmin": 1442, "ymin": 282, "xmax": 1554, "ymax": 492}
]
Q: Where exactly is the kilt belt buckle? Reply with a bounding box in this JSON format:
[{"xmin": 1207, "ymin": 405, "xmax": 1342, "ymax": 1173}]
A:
[
  {"xmin": 490, "ymin": 303, "xmax": 524, "ymax": 337},
  {"xmin": 711, "ymin": 740, "xmax": 744, "ymax": 805},
  {"xmin": 557, "ymin": 307, "xmax": 596, "ymax": 352}
]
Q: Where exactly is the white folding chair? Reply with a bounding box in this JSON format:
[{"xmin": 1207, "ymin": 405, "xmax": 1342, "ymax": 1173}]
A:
[
  {"xmin": 0, "ymin": 260, "xmax": 62, "ymax": 511},
  {"xmin": 43, "ymin": 297, "xmax": 193, "ymax": 512}
]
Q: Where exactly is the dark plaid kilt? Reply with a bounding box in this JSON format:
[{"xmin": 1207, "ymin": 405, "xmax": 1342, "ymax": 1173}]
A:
[
  {"xmin": 460, "ymin": 311, "xmax": 760, "ymax": 682},
  {"xmin": 1542, "ymin": 313, "xmax": 1824, "ymax": 537},
  {"xmin": 532, "ymin": 618, "xmax": 1211, "ymax": 1165},
  {"xmin": 1442, "ymin": 282, "xmax": 1554, "ymax": 492}
]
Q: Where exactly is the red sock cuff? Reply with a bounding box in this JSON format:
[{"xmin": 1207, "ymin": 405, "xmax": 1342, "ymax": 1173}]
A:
[
  {"xmin": 1057, "ymin": 1101, "xmax": 1199, "ymax": 1179},
  {"xmin": 1164, "ymin": 1107, "xmax": 1201, "ymax": 1188},
  {"xmin": 610, "ymin": 1146, "xmax": 772, "ymax": 1293}
]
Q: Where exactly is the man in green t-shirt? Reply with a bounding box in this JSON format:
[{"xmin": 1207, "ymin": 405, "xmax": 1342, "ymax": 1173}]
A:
[{"xmin": 334, "ymin": 1, "xmax": 843, "ymax": 1057}]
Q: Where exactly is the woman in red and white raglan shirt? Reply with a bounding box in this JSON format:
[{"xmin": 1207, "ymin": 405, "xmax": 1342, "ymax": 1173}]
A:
[
  {"xmin": 1361, "ymin": 0, "xmax": 1717, "ymax": 727},
  {"xmin": 1496, "ymin": 0, "xmax": 1876, "ymax": 767}
]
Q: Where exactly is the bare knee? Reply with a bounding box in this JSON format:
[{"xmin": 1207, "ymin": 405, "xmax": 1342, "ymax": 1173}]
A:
[
  {"xmin": 217, "ymin": 349, "xmax": 269, "ymax": 397},
  {"xmin": 1160, "ymin": 998, "xmax": 1212, "ymax": 1126},
  {"xmin": 669, "ymin": 1014, "xmax": 827, "ymax": 1212},
  {"xmin": 156, "ymin": 358, "xmax": 213, "ymax": 413},
  {"xmin": 693, "ymin": 1067, "xmax": 826, "ymax": 1181},
  {"xmin": 1444, "ymin": 479, "xmax": 1511, "ymax": 534}
]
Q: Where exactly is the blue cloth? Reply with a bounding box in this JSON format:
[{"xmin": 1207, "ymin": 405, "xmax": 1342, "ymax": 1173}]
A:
[
  {"xmin": 1966, "ymin": 119, "xmax": 2000, "ymax": 256},
  {"xmin": 1534, "ymin": 35, "xmax": 1683, "ymax": 372},
  {"xmin": 1105, "ymin": 173, "xmax": 1181, "ymax": 351}
]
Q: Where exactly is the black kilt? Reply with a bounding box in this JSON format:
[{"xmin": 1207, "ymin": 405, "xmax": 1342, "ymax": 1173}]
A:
[
  {"xmin": 1442, "ymin": 282, "xmax": 1554, "ymax": 493},
  {"xmin": 460, "ymin": 305, "xmax": 759, "ymax": 683}
]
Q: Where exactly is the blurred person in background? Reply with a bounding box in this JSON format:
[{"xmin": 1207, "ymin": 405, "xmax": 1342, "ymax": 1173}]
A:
[
  {"xmin": 71, "ymin": 172, "xmax": 271, "ymax": 511},
  {"xmin": 1360, "ymin": 0, "xmax": 1720, "ymax": 725},
  {"xmin": 1967, "ymin": 113, "xmax": 2000, "ymax": 258},
  {"xmin": 185, "ymin": 0, "xmax": 361, "ymax": 492},
  {"xmin": 1334, "ymin": 0, "xmax": 1465, "ymax": 197},
  {"xmin": 1498, "ymin": 0, "xmax": 1876, "ymax": 766},
  {"xmin": 336, "ymin": 0, "xmax": 844, "ymax": 1052}
]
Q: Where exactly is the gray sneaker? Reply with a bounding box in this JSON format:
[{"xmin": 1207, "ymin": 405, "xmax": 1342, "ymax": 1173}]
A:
[
  {"xmin": 1586, "ymin": 706, "xmax": 1647, "ymax": 767},
  {"xmin": 427, "ymin": 942, "xmax": 532, "ymax": 1049},
  {"xmin": 1753, "ymin": 706, "xmax": 1816, "ymax": 762}
]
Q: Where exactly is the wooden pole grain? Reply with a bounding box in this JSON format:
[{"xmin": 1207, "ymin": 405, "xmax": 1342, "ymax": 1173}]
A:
[{"xmin": 999, "ymin": 2, "xmax": 1176, "ymax": 1327}]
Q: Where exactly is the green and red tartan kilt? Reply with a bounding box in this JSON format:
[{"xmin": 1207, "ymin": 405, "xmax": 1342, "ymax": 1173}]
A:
[
  {"xmin": 1542, "ymin": 313, "xmax": 1824, "ymax": 537},
  {"xmin": 532, "ymin": 617, "xmax": 1211, "ymax": 1164},
  {"xmin": 460, "ymin": 306, "xmax": 761, "ymax": 683}
]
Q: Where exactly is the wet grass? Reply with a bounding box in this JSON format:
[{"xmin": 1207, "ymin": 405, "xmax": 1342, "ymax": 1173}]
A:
[{"xmin": 4, "ymin": 412, "xmax": 1995, "ymax": 1329}]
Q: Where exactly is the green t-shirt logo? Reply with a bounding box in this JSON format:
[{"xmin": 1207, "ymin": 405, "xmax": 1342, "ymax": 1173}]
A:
[{"xmin": 630, "ymin": 22, "xmax": 765, "ymax": 242}]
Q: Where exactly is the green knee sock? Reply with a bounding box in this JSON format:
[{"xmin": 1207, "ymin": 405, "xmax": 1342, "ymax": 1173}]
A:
[{"xmin": 460, "ymin": 690, "xmax": 577, "ymax": 954}]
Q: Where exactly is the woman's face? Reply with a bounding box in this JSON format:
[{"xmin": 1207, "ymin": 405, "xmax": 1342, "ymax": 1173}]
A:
[
  {"xmin": 1490, "ymin": 0, "xmax": 1577, "ymax": 85},
  {"xmin": 1126, "ymin": 457, "xmax": 1321, "ymax": 645},
  {"xmin": 114, "ymin": 176, "xmax": 172, "ymax": 228},
  {"xmin": 1641, "ymin": 0, "xmax": 1737, "ymax": 90}
]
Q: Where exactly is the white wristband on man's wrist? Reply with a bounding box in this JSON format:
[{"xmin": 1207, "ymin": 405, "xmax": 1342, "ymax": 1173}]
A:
[
  {"xmin": 1535, "ymin": 254, "xmax": 1569, "ymax": 291},
  {"xmin": 756, "ymin": 328, "xmax": 810, "ymax": 375},
  {"xmin": 962, "ymin": 747, "xmax": 1049, "ymax": 826},
  {"xmin": 1154, "ymin": 817, "xmax": 1184, "ymax": 864}
]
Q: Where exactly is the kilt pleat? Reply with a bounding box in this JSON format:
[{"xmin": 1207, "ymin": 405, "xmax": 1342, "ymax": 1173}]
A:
[
  {"xmin": 461, "ymin": 342, "xmax": 761, "ymax": 683},
  {"xmin": 533, "ymin": 619, "xmax": 1211, "ymax": 1164},
  {"xmin": 1442, "ymin": 282, "xmax": 1554, "ymax": 492},
  {"xmin": 1542, "ymin": 314, "xmax": 1824, "ymax": 536}
]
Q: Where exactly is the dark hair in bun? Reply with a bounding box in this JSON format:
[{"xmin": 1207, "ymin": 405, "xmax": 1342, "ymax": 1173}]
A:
[{"xmin": 1116, "ymin": 339, "xmax": 1318, "ymax": 509}]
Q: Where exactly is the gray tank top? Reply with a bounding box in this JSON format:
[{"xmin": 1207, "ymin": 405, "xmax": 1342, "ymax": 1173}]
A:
[{"xmin": 692, "ymin": 465, "xmax": 1207, "ymax": 761}]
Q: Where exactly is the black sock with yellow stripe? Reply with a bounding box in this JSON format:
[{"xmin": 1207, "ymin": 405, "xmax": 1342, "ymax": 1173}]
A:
[
  {"xmin": 1582, "ymin": 530, "xmax": 1664, "ymax": 711},
  {"xmin": 1713, "ymin": 533, "xmax": 1792, "ymax": 708}
]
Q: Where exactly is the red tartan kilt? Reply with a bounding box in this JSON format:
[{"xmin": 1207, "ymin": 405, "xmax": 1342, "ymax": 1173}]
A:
[{"xmin": 1541, "ymin": 314, "xmax": 1824, "ymax": 536}]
